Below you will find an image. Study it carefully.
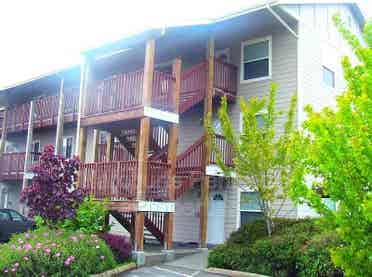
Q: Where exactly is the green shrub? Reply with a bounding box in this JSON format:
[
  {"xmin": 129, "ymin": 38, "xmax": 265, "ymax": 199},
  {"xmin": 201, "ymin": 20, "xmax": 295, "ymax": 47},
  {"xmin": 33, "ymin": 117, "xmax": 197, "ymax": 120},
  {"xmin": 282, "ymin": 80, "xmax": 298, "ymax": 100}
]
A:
[
  {"xmin": 209, "ymin": 218, "xmax": 341, "ymax": 276},
  {"xmin": 0, "ymin": 227, "xmax": 117, "ymax": 276},
  {"xmin": 61, "ymin": 197, "xmax": 109, "ymax": 234},
  {"xmin": 249, "ymin": 232, "xmax": 309, "ymax": 276},
  {"xmin": 208, "ymin": 244, "xmax": 251, "ymax": 271},
  {"xmin": 227, "ymin": 218, "xmax": 317, "ymax": 246},
  {"xmin": 297, "ymin": 233, "xmax": 343, "ymax": 277}
]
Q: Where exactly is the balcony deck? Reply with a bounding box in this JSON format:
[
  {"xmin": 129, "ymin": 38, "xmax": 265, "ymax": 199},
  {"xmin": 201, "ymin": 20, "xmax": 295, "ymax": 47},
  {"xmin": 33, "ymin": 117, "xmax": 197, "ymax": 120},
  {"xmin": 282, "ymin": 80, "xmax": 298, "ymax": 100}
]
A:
[
  {"xmin": 0, "ymin": 88, "xmax": 79, "ymax": 134},
  {"xmin": 81, "ymin": 70, "xmax": 175, "ymax": 126},
  {"xmin": 80, "ymin": 135, "xmax": 233, "ymax": 204},
  {"xmin": 0, "ymin": 152, "xmax": 40, "ymax": 181},
  {"xmin": 81, "ymin": 59, "xmax": 237, "ymax": 126}
]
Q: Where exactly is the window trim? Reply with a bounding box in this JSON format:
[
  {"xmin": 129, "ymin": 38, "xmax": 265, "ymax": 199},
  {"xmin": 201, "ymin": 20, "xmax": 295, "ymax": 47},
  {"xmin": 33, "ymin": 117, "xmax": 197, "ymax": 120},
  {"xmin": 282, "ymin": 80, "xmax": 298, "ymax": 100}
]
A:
[
  {"xmin": 322, "ymin": 65, "xmax": 335, "ymax": 89},
  {"xmin": 240, "ymin": 36, "xmax": 272, "ymax": 84},
  {"xmin": 239, "ymin": 188, "xmax": 262, "ymax": 213},
  {"xmin": 239, "ymin": 109, "xmax": 268, "ymax": 132}
]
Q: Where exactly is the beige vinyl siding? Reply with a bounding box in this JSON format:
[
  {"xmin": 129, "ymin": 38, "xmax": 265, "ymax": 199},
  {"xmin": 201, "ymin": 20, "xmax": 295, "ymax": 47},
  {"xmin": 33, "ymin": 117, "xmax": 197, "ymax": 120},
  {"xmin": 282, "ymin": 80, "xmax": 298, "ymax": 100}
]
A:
[
  {"xmin": 227, "ymin": 25, "xmax": 299, "ymax": 221},
  {"xmin": 177, "ymin": 104, "xmax": 204, "ymax": 154},
  {"xmin": 173, "ymin": 188, "xmax": 200, "ymax": 243}
]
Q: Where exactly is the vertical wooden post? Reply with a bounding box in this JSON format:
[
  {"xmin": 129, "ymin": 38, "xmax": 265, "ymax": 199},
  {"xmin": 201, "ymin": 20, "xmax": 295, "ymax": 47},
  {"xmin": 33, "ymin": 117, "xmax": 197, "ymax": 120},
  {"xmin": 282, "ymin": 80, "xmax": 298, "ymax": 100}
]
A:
[
  {"xmin": 134, "ymin": 39, "xmax": 155, "ymax": 252},
  {"xmin": 0, "ymin": 108, "xmax": 8, "ymax": 157},
  {"xmin": 106, "ymin": 132, "xmax": 114, "ymax": 161},
  {"xmin": 163, "ymin": 58, "xmax": 182, "ymax": 250},
  {"xmin": 92, "ymin": 129, "xmax": 100, "ymax": 162},
  {"xmin": 55, "ymin": 77, "xmax": 65, "ymax": 155},
  {"xmin": 200, "ymin": 37, "xmax": 214, "ymax": 248},
  {"xmin": 142, "ymin": 39, "xmax": 155, "ymax": 106},
  {"xmin": 75, "ymin": 57, "xmax": 90, "ymax": 157},
  {"xmin": 22, "ymin": 101, "xmax": 35, "ymax": 190}
]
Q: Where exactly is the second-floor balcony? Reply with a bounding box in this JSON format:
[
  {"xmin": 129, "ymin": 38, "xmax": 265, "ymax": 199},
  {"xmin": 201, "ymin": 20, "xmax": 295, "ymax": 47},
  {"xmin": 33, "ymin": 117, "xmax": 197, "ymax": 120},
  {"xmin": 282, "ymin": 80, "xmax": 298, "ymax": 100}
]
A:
[
  {"xmin": 0, "ymin": 152, "xmax": 41, "ymax": 181},
  {"xmin": 82, "ymin": 70, "xmax": 175, "ymax": 124},
  {"xmin": 0, "ymin": 88, "xmax": 79, "ymax": 134},
  {"xmin": 82, "ymin": 58, "xmax": 238, "ymax": 125}
]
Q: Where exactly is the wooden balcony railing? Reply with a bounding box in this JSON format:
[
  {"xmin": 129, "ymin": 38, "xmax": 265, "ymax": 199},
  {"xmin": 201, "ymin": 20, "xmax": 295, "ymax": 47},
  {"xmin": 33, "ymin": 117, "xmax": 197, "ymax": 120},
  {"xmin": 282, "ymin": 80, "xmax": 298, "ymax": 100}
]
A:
[
  {"xmin": 0, "ymin": 89, "xmax": 79, "ymax": 134},
  {"xmin": 210, "ymin": 134, "xmax": 234, "ymax": 167},
  {"xmin": 0, "ymin": 152, "xmax": 41, "ymax": 181},
  {"xmin": 97, "ymin": 143, "xmax": 133, "ymax": 162},
  {"xmin": 214, "ymin": 59, "xmax": 238, "ymax": 96},
  {"xmin": 84, "ymin": 70, "xmax": 175, "ymax": 118},
  {"xmin": 80, "ymin": 160, "xmax": 170, "ymax": 201},
  {"xmin": 179, "ymin": 59, "xmax": 237, "ymax": 113},
  {"xmin": 176, "ymin": 134, "xmax": 233, "ymax": 174}
]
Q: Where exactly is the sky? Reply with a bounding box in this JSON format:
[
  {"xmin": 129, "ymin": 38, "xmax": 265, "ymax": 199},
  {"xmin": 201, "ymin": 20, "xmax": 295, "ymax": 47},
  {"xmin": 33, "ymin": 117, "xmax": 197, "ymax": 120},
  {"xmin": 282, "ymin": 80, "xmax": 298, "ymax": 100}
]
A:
[{"xmin": 0, "ymin": 0, "xmax": 371, "ymax": 90}]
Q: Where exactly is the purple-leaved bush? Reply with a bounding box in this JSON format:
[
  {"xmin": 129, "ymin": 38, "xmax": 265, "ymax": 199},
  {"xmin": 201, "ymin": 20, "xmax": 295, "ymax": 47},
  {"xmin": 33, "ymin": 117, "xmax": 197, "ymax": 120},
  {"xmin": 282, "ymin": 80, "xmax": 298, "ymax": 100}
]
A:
[
  {"xmin": 20, "ymin": 145, "xmax": 85, "ymax": 223},
  {"xmin": 100, "ymin": 233, "xmax": 132, "ymax": 262}
]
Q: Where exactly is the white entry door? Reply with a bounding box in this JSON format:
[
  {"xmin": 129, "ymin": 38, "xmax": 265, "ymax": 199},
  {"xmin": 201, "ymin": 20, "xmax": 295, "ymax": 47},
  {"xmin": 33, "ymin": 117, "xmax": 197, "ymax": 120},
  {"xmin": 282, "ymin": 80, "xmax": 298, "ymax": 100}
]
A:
[{"xmin": 207, "ymin": 192, "xmax": 225, "ymax": 245}]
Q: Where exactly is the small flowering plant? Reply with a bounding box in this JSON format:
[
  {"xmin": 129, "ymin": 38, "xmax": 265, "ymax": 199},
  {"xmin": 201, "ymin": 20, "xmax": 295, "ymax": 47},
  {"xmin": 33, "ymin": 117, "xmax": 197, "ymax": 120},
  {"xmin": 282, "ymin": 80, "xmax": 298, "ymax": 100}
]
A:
[{"xmin": 0, "ymin": 227, "xmax": 117, "ymax": 276}]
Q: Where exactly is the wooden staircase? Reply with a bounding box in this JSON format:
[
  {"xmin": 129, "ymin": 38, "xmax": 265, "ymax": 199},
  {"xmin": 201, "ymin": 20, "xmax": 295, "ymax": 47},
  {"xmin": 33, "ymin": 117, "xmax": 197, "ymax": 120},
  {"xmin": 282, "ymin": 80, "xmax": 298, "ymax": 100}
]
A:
[{"xmin": 105, "ymin": 59, "xmax": 237, "ymax": 246}]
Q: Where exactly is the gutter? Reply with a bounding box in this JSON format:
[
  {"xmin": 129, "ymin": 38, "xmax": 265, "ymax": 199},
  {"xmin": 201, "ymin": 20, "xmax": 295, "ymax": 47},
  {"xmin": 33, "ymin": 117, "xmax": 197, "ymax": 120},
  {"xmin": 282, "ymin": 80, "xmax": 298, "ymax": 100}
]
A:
[{"xmin": 266, "ymin": 2, "xmax": 298, "ymax": 39}]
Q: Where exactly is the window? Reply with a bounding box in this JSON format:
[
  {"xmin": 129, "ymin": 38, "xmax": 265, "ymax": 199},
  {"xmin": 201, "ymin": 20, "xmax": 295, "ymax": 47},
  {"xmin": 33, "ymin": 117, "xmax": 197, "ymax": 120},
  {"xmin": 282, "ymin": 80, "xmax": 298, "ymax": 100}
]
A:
[
  {"xmin": 8, "ymin": 210, "xmax": 24, "ymax": 222},
  {"xmin": 239, "ymin": 112, "xmax": 267, "ymax": 132},
  {"xmin": 240, "ymin": 191, "xmax": 263, "ymax": 225},
  {"xmin": 62, "ymin": 137, "xmax": 73, "ymax": 159},
  {"xmin": 32, "ymin": 141, "xmax": 40, "ymax": 161},
  {"xmin": 322, "ymin": 66, "xmax": 335, "ymax": 88},
  {"xmin": 0, "ymin": 210, "xmax": 10, "ymax": 221},
  {"xmin": 255, "ymin": 114, "xmax": 265, "ymax": 129},
  {"xmin": 241, "ymin": 37, "xmax": 271, "ymax": 82}
]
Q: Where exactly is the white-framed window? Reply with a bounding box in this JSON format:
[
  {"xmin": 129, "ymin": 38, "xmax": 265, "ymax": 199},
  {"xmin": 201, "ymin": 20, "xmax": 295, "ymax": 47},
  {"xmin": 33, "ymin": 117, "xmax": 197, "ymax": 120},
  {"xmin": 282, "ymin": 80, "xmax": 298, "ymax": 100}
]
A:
[
  {"xmin": 322, "ymin": 66, "xmax": 335, "ymax": 88},
  {"xmin": 240, "ymin": 190, "xmax": 263, "ymax": 226},
  {"xmin": 241, "ymin": 36, "xmax": 272, "ymax": 83},
  {"xmin": 62, "ymin": 137, "xmax": 73, "ymax": 159},
  {"xmin": 239, "ymin": 110, "xmax": 267, "ymax": 132}
]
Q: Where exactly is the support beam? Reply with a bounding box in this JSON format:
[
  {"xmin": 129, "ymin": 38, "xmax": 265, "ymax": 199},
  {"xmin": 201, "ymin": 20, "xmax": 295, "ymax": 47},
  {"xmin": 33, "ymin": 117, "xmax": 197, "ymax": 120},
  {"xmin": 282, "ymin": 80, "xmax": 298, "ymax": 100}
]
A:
[
  {"xmin": 200, "ymin": 37, "xmax": 214, "ymax": 248},
  {"xmin": 134, "ymin": 39, "xmax": 156, "ymax": 252},
  {"xmin": 55, "ymin": 77, "xmax": 65, "ymax": 155},
  {"xmin": 92, "ymin": 129, "xmax": 100, "ymax": 162},
  {"xmin": 22, "ymin": 101, "xmax": 35, "ymax": 190},
  {"xmin": 163, "ymin": 58, "xmax": 182, "ymax": 250},
  {"xmin": 75, "ymin": 57, "xmax": 90, "ymax": 156},
  {"xmin": 136, "ymin": 118, "xmax": 150, "ymax": 200},
  {"xmin": 143, "ymin": 39, "xmax": 155, "ymax": 106},
  {"xmin": 134, "ymin": 212, "xmax": 145, "ymax": 252},
  {"xmin": 0, "ymin": 109, "xmax": 8, "ymax": 157},
  {"xmin": 106, "ymin": 132, "xmax": 114, "ymax": 161},
  {"xmin": 78, "ymin": 127, "xmax": 87, "ymax": 163}
]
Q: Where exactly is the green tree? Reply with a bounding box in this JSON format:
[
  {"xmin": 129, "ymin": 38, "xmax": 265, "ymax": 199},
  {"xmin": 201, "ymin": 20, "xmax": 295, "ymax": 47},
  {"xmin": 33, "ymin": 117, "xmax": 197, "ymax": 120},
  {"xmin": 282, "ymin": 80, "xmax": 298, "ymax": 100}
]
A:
[
  {"xmin": 207, "ymin": 84, "xmax": 297, "ymax": 236},
  {"xmin": 289, "ymin": 16, "xmax": 372, "ymax": 276}
]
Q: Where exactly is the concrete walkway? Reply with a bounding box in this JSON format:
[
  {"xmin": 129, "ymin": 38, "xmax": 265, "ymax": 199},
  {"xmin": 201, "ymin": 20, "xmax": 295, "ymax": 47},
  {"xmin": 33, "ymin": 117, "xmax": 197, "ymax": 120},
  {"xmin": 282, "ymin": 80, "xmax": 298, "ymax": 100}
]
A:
[{"xmin": 122, "ymin": 251, "xmax": 226, "ymax": 277}]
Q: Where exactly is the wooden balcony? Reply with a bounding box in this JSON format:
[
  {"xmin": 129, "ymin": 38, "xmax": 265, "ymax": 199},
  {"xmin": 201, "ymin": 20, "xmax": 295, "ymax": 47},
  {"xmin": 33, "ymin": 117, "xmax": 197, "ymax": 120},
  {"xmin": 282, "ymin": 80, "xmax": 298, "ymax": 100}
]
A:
[
  {"xmin": 0, "ymin": 152, "xmax": 41, "ymax": 181},
  {"xmin": 81, "ymin": 59, "xmax": 238, "ymax": 125},
  {"xmin": 80, "ymin": 135, "xmax": 232, "ymax": 203},
  {"xmin": 82, "ymin": 70, "xmax": 175, "ymax": 126},
  {"xmin": 0, "ymin": 89, "xmax": 79, "ymax": 134},
  {"xmin": 79, "ymin": 160, "xmax": 170, "ymax": 201}
]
